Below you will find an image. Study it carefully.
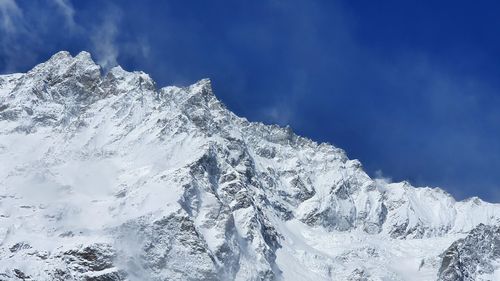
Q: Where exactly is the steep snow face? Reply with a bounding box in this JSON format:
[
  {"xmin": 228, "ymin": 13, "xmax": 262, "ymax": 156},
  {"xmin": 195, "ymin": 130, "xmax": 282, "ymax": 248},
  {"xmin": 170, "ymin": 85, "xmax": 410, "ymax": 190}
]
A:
[{"xmin": 0, "ymin": 51, "xmax": 499, "ymax": 281}]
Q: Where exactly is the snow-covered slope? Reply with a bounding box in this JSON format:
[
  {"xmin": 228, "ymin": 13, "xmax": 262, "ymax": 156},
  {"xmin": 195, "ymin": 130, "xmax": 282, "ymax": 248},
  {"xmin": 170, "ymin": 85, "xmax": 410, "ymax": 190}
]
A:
[{"xmin": 0, "ymin": 51, "xmax": 499, "ymax": 280}]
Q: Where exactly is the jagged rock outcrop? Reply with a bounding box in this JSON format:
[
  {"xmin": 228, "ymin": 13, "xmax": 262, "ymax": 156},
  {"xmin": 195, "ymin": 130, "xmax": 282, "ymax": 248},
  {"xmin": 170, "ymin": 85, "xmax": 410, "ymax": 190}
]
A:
[{"xmin": 438, "ymin": 224, "xmax": 500, "ymax": 281}]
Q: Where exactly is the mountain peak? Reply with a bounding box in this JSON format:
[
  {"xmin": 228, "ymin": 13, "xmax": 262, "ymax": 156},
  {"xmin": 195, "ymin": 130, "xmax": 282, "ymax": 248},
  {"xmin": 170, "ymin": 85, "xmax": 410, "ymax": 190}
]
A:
[
  {"xmin": 49, "ymin": 50, "xmax": 72, "ymax": 60},
  {"xmin": 187, "ymin": 78, "xmax": 214, "ymax": 98},
  {"xmin": 74, "ymin": 50, "xmax": 94, "ymax": 63},
  {"xmin": 43, "ymin": 50, "xmax": 99, "ymax": 70},
  {"xmin": 25, "ymin": 50, "xmax": 101, "ymax": 89}
]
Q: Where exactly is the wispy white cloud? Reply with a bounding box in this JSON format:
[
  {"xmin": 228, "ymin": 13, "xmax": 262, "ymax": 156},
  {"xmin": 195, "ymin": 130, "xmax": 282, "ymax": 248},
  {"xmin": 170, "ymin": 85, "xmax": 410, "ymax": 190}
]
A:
[
  {"xmin": 136, "ymin": 36, "xmax": 151, "ymax": 59},
  {"xmin": 0, "ymin": 1, "xmax": 155, "ymax": 73},
  {"xmin": 0, "ymin": 0, "xmax": 36, "ymax": 72},
  {"xmin": 52, "ymin": 0, "xmax": 76, "ymax": 30},
  {"xmin": 88, "ymin": 4, "xmax": 154, "ymax": 71},
  {"xmin": 90, "ymin": 7, "xmax": 121, "ymax": 71},
  {"xmin": 374, "ymin": 170, "xmax": 392, "ymax": 183},
  {"xmin": 262, "ymin": 105, "xmax": 293, "ymax": 126},
  {"xmin": 0, "ymin": 0, "xmax": 124, "ymax": 72},
  {"xmin": 0, "ymin": 0, "xmax": 23, "ymax": 34}
]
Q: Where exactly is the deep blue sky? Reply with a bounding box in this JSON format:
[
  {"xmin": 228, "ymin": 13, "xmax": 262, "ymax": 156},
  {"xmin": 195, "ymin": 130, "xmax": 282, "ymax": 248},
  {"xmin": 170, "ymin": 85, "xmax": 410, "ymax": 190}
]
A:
[{"xmin": 1, "ymin": 0, "xmax": 499, "ymax": 201}]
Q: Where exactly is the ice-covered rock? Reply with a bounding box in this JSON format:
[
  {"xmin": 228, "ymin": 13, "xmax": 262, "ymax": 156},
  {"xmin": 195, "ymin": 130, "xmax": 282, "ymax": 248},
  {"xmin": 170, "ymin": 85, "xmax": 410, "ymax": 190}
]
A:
[{"xmin": 438, "ymin": 224, "xmax": 500, "ymax": 281}]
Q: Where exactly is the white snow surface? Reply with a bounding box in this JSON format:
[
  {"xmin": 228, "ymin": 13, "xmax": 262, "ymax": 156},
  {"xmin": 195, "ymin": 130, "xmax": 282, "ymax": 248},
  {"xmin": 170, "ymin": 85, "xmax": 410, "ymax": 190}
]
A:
[{"xmin": 0, "ymin": 51, "xmax": 499, "ymax": 280}]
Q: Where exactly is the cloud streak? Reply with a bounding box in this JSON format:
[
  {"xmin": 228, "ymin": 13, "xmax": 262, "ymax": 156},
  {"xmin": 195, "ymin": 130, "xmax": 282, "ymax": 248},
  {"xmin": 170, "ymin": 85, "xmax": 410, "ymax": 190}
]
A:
[
  {"xmin": 90, "ymin": 7, "xmax": 121, "ymax": 71},
  {"xmin": 52, "ymin": 0, "xmax": 76, "ymax": 30},
  {"xmin": 0, "ymin": 1, "xmax": 130, "ymax": 72},
  {"xmin": 0, "ymin": 0, "xmax": 36, "ymax": 72},
  {"xmin": 0, "ymin": 0, "xmax": 23, "ymax": 34}
]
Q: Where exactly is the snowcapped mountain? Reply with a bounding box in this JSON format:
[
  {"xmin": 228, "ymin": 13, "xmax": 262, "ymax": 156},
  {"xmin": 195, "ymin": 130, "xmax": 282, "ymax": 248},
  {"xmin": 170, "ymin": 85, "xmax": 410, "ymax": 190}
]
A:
[{"xmin": 0, "ymin": 51, "xmax": 499, "ymax": 281}]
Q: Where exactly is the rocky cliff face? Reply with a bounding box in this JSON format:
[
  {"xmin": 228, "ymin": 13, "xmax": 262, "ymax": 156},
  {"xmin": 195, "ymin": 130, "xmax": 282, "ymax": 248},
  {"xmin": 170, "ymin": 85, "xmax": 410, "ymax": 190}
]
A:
[
  {"xmin": 0, "ymin": 51, "xmax": 499, "ymax": 280},
  {"xmin": 438, "ymin": 224, "xmax": 500, "ymax": 281}
]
